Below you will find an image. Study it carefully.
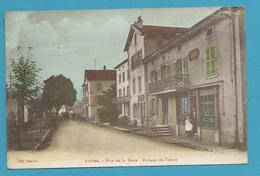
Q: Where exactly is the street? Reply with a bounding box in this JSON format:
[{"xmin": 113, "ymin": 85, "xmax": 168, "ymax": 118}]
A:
[{"xmin": 8, "ymin": 120, "xmax": 247, "ymax": 168}]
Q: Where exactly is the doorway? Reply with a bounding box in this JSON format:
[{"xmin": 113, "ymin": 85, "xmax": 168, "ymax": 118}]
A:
[{"xmin": 162, "ymin": 97, "xmax": 168, "ymax": 125}]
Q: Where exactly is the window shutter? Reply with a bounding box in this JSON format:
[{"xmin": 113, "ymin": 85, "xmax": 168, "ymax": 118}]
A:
[
  {"xmin": 176, "ymin": 60, "xmax": 181, "ymax": 75},
  {"xmin": 211, "ymin": 46, "xmax": 215, "ymax": 59},
  {"xmin": 206, "ymin": 48, "xmax": 210, "ymax": 61}
]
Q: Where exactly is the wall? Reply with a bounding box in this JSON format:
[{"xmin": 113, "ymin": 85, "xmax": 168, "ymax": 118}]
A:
[
  {"xmin": 168, "ymin": 96, "xmax": 177, "ymax": 130},
  {"xmin": 88, "ymin": 80, "xmax": 116, "ymax": 120},
  {"xmin": 116, "ymin": 61, "xmax": 130, "ymax": 117},
  {"xmin": 116, "ymin": 61, "xmax": 129, "ymax": 98},
  {"xmin": 128, "ymin": 28, "xmax": 146, "ymax": 125}
]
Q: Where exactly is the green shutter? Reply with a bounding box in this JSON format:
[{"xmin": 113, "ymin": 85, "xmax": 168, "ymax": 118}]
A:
[
  {"xmin": 211, "ymin": 46, "xmax": 215, "ymax": 59},
  {"xmin": 206, "ymin": 46, "xmax": 217, "ymax": 77},
  {"xmin": 206, "ymin": 48, "xmax": 210, "ymax": 61}
]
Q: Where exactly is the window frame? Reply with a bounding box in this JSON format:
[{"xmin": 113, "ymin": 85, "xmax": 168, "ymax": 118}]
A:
[
  {"xmin": 206, "ymin": 46, "xmax": 217, "ymax": 77},
  {"xmin": 138, "ymin": 76, "xmax": 142, "ymax": 93},
  {"xmin": 119, "ymin": 74, "xmax": 121, "ymax": 84},
  {"xmin": 132, "ymin": 78, "xmax": 136, "ymax": 95},
  {"xmin": 200, "ymin": 94, "xmax": 216, "ymax": 129},
  {"xmin": 122, "ymin": 72, "xmax": 125, "ymax": 82}
]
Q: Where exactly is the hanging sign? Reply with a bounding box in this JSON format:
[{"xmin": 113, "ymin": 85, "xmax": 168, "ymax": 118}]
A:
[{"xmin": 189, "ymin": 48, "xmax": 200, "ymax": 60}]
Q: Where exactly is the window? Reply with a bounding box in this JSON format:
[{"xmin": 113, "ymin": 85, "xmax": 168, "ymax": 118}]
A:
[
  {"xmin": 162, "ymin": 54, "xmax": 166, "ymax": 60},
  {"xmin": 207, "ymin": 28, "xmax": 213, "ymax": 37},
  {"xmin": 149, "ymin": 98, "xmax": 158, "ymax": 116},
  {"xmin": 176, "ymin": 58, "xmax": 189, "ymax": 81},
  {"xmin": 180, "ymin": 97, "xmax": 190, "ymax": 123},
  {"xmin": 150, "ymin": 71, "xmax": 153, "ymax": 82},
  {"xmin": 131, "ymin": 56, "xmax": 135, "ymax": 70},
  {"xmin": 183, "ymin": 59, "xmax": 188, "ymax": 79},
  {"xmin": 137, "ymin": 50, "xmax": 142, "ymax": 61},
  {"xmin": 161, "ymin": 65, "xmax": 170, "ymax": 80},
  {"xmin": 133, "ymin": 78, "xmax": 136, "ymax": 94},
  {"xmin": 173, "ymin": 62, "xmax": 176, "ymax": 72},
  {"xmin": 161, "ymin": 66, "xmax": 167, "ymax": 80},
  {"xmin": 138, "ymin": 76, "xmax": 142, "ymax": 93},
  {"xmin": 133, "ymin": 103, "xmax": 137, "ymax": 117},
  {"xmin": 127, "ymin": 69, "xmax": 130, "ymax": 80},
  {"xmin": 123, "ymin": 72, "xmax": 125, "ymax": 82},
  {"xmin": 119, "ymin": 89, "xmax": 122, "ymax": 97},
  {"xmin": 127, "ymin": 86, "xmax": 129, "ymax": 96},
  {"xmin": 201, "ymin": 95, "xmax": 216, "ymax": 129},
  {"xmin": 206, "ymin": 46, "xmax": 217, "ymax": 77},
  {"xmin": 150, "ymin": 70, "xmax": 158, "ymax": 82},
  {"xmin": 123, "ymin": 87, "xmax": 125, "ymax": 96},
  {"xmin": 119, "ymin": 74, "xmax": 121, "ymax": 84},
  {"xmin": 131, "ymin": 49, "xmax": 142, "ymax": 70},
  {"xmin": 97, "ymin": 83, "xmax": 102, "ymax": 91}
]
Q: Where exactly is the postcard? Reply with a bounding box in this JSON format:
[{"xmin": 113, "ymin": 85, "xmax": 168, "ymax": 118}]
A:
[{"xmin": 5, "ymin": 6, "xmax": 247, "ymax": 169}]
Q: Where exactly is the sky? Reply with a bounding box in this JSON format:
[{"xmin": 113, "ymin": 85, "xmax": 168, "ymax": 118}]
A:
[{"xmin": 5, "ymin": 7, "xmax": 219, "ymax": 100}]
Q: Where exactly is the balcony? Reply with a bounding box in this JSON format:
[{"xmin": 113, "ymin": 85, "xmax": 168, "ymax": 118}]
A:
[
  {"xmin": 149, "ymin": 74, "xmax": 190, "ymax": 94},
  {"xmin": 113, "ymin": 96, "xmax": 130, "ymax": 104}
]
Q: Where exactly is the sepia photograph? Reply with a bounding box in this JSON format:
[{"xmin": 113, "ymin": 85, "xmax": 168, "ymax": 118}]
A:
[{"xmin": 5, "ymin": 6, "xmax": 247, "ymax": 169}]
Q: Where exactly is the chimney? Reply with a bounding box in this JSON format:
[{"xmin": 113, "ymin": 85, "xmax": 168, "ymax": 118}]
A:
[
  {"xmin": 103, "ymin": 65, "xmax": 106, "ymax": 70},
  {"xmin": 134, "ymin": 16, "xmax": 143, "ymax": 28}
]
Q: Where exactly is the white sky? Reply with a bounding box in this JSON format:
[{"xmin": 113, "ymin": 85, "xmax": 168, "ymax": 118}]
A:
[{"xmin": 5, "ymin": 7, "xmax": 219, "ymax": 100}]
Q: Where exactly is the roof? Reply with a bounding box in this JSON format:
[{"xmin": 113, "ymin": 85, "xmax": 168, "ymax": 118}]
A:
[
  {"xmin": 137, "ymin": 25, "xmax": 186, "ymax": 37},
  {"xmin": 143, "ymin": 7, "xmax": 241, "ymax": 63},
  {"xmin": 84, "ymin": 70, "xmax": 116, "ymax": 82},
  {"xmin": 124, "ymin": 24, "xmax": 187, "ymax": 51},
  {"xmin": 114, "ymin": 58, "xmax": 128, "ymax": 69}
]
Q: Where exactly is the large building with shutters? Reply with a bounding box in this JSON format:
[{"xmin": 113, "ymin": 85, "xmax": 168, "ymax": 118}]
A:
[
  {"xmin": 143, "ymin": 7, "xmax": 246, "ymax": 148},
  {"xmin": 123, "ymin": 16, "xmax": 187, "ymax": 126},
  {"xmin": 118, "ymin": 7, "xmax": 246, "ymax": 148}
]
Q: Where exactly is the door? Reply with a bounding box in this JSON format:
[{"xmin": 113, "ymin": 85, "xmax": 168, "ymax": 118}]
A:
[
  {"xmin": 162, "ymin": 97, "xmax": 168, "ymax": 125},
  {"xmin": 190, "ymin": 96, "xmax": 197, "ymax": 133},
  {"xmin": 140, "ymin": 103, "xmax": 144, "ymax": 126}
]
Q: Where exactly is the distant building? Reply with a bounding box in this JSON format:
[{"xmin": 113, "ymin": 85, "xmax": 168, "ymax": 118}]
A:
[
  {"xmin": 82, "ymin": 67, "xmax": 116, "ymax": 121},
  {"xmin": 73, "ymin": 100, "xmax": 84, "ymax": 117},
  {"xmin": 114, "ymin": 58, "xmax": 130, "ymax": 120},
  {"xmin": 123, "ymin": 16, "xmax": 187, "ymax": 126}
]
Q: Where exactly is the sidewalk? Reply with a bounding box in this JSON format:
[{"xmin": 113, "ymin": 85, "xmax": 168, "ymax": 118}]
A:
[
  {"xmin": 156, "ymin": 136, "xmax": 227, "ymax": 151},
  {"xmin": 8, "ymin": 118, "xmax": 54, "ymax": 150},
  {"xmin": 112, "ymin": 125, "xmax": 228, "ymax": 151}
]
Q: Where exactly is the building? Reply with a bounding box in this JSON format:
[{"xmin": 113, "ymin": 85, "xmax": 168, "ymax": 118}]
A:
[
  {"xmin": 123, "ymin": 16, "xmax": 187, "ymax": 126},
  {"xmin": 114, "ymin": 58, "xmax": 130, "ymax": 121},
  {"xmin": 143, "ymin": 7, "xmax": 246, "ymax": 147},
  {"xmin": 82, "ymin": 67, "xmax": 116, "ymax": 121}
]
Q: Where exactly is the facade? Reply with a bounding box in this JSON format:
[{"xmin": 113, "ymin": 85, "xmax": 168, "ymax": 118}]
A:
[
  {"xmin": 123, "ymin": 16, "xmax": 187, "ymax": 126},
  {"xmin": 82, "ymin": 67, "xmax": 116, "ymax": 121},
  {"xmin": 143, "ymin": 7, "xmax": 246, "ymax": 147},
  {"xmin": 114, "ymin": 59, "xmax": 130, "ymax": 120}
]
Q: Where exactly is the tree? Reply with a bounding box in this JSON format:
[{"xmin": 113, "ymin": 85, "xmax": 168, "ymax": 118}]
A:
[
  {"xmin": 10, "ymin": 46, "xmax": 41, "ymax": 126},
  {"xmin": 42, "ymin": 74, "xmax": 76, "ymax": 118},
  {"xmin": 97, "ymin": 84, "xmax": 119, "ymax": 125}
]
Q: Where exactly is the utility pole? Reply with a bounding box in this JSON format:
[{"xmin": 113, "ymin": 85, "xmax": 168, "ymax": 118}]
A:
[{"xmin": 94, "ymin": 59, "xmax": 96, "ymax": 70}]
